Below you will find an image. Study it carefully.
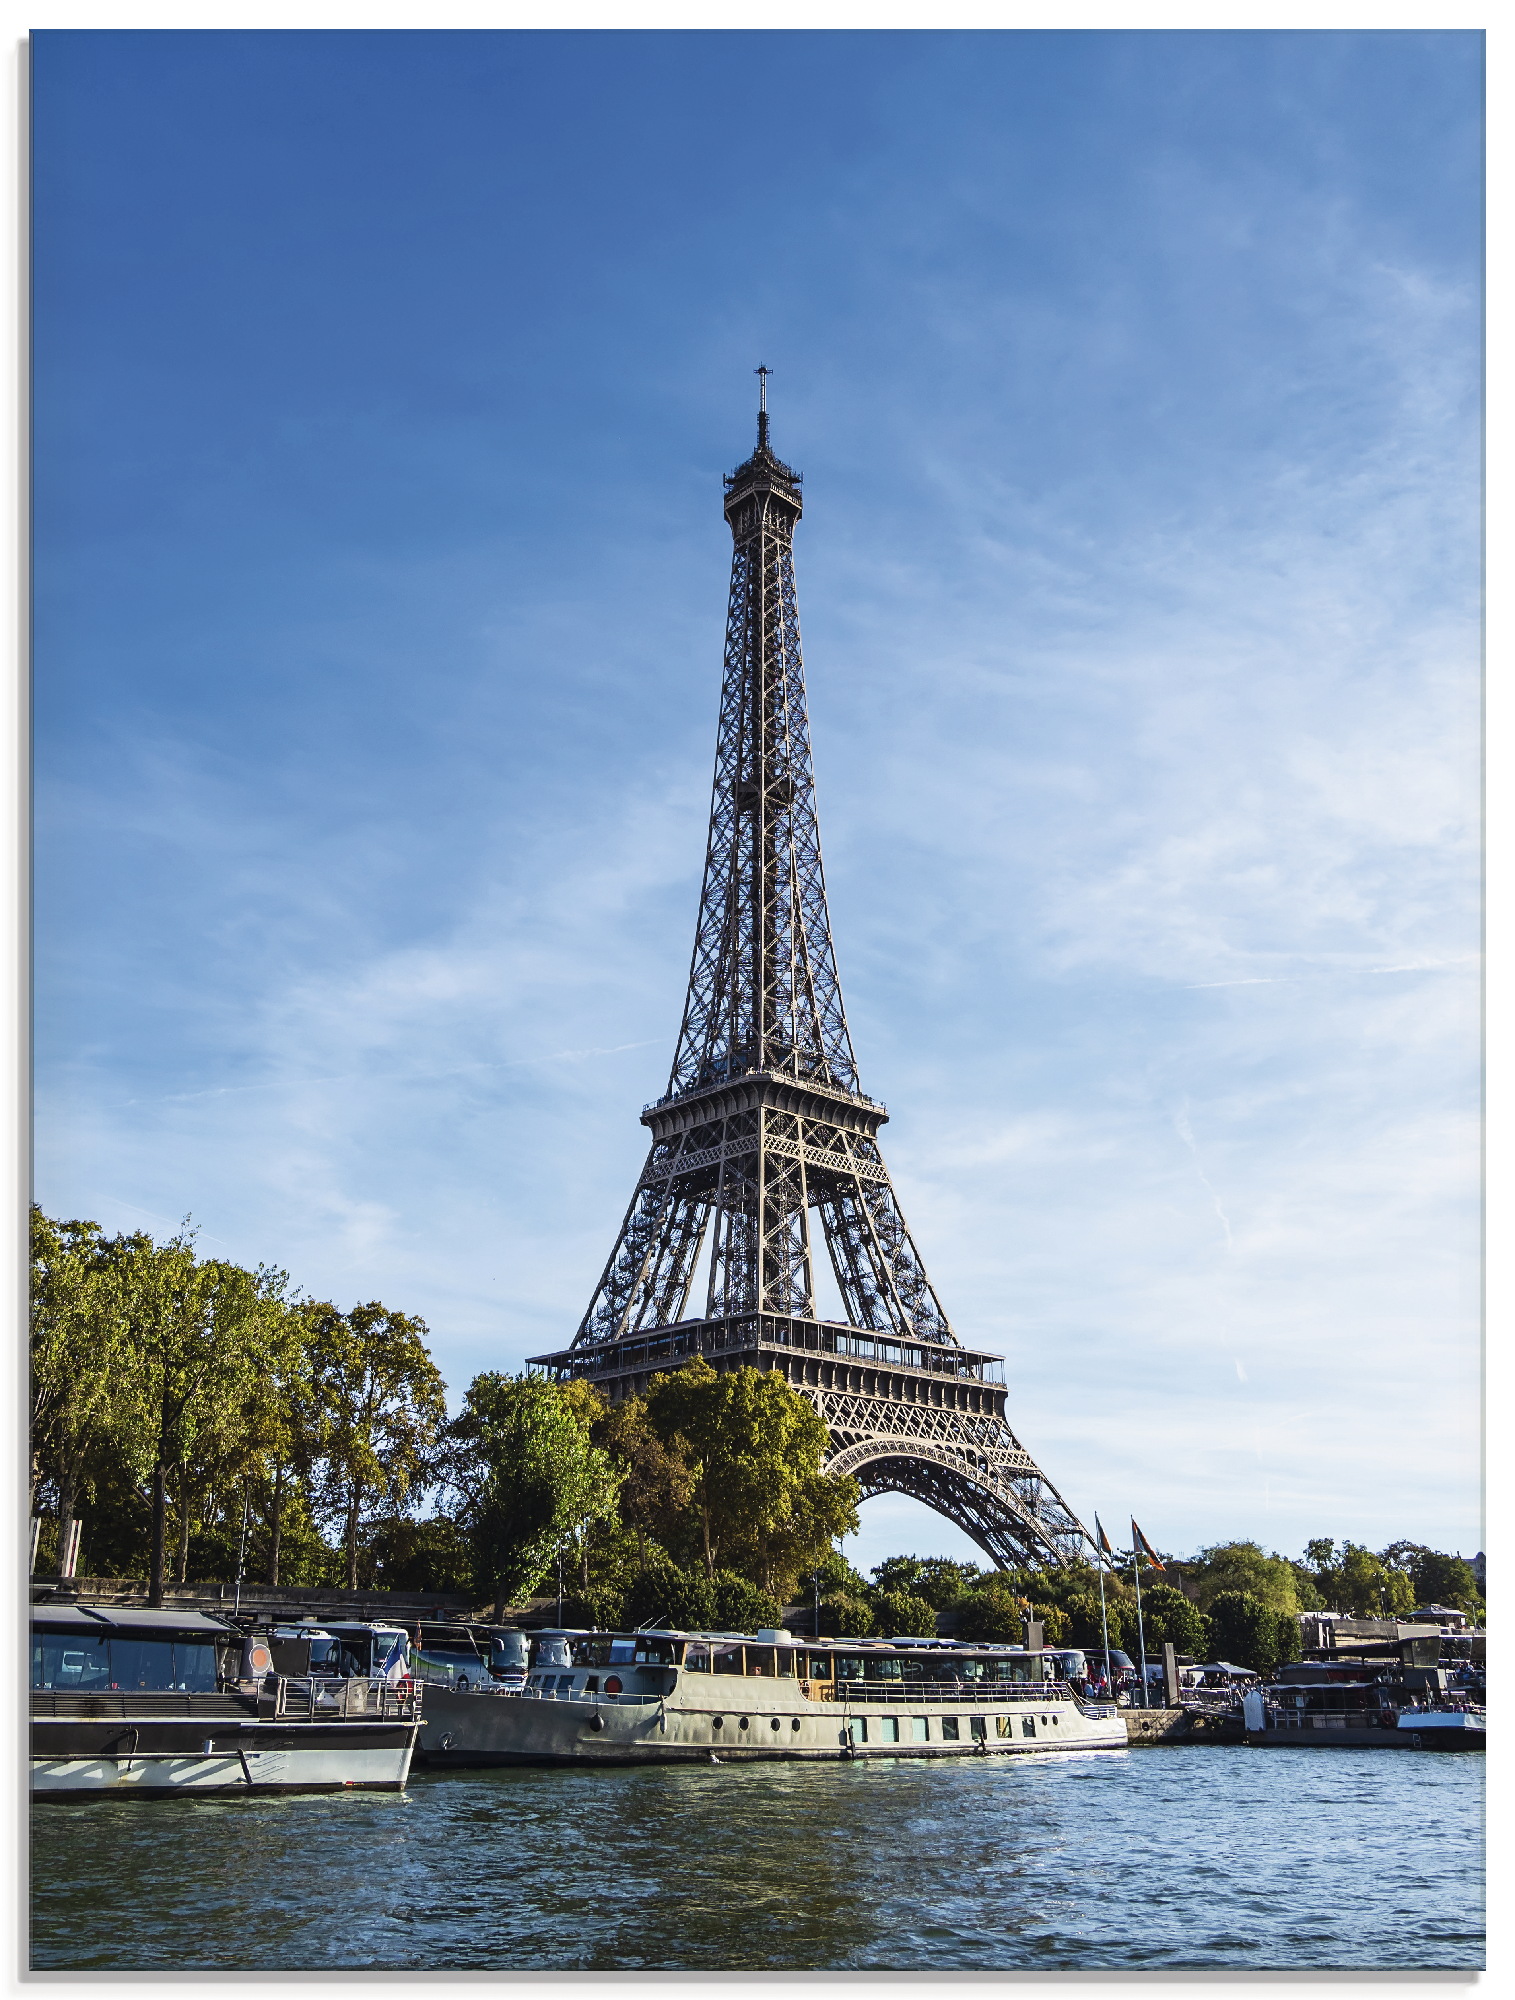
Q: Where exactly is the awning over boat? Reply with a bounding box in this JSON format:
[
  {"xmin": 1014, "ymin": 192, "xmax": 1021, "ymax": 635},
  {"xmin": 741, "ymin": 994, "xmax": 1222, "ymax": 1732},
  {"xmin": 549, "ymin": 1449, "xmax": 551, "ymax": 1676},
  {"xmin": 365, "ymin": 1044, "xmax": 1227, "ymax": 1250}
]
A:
[{"xmin": 30, "ymin": 1605, "xmax": 232, "ymax": 1634}]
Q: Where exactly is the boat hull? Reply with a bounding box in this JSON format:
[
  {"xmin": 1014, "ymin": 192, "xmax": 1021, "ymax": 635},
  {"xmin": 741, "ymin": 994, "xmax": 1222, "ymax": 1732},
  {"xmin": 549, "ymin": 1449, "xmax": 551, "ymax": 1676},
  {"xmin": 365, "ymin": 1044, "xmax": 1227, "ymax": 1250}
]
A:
[
  {"xmin": 30, "ymin": 1715, "xmax": 418, "ymax": 1795},
  {"xmin": 1244, "ymin": 1718, "xmax": 1484, "ymax": 1752},
  {"xmin": 417, "ymin": 1685, "xmax": 1128, "ymax": 1768}
]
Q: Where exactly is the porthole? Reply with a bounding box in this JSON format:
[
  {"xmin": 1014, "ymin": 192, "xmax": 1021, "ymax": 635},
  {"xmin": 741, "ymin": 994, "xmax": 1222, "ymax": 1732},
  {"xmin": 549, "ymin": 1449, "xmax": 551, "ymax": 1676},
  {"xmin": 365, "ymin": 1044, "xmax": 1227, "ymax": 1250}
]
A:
[
  {"xmin": 770, "ymin": 1716, "xmax": 782, "ymax": 1731},
  {"xmin": 739, "ymin": 1716, "xmax": 750, "ymax": 1730},
  {"xmin": 712, "ymin": 1715, "xmax": 724, "ymax": 1729},
  {"xmin": 791, "ymin": 1717, "xmax": 802, "ymax": 1731}
]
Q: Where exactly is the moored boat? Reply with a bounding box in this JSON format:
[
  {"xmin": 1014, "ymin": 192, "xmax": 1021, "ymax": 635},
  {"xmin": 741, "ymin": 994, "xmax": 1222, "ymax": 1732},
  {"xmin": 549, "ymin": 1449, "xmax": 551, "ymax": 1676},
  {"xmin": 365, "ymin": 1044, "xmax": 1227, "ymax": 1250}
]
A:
[
  {"xmin": 416, "ymin": 1626, "xmax": 1128, "ymax": 1767},
  {"xmin": 31, "ymin": 1604, "xmax": 421, "ymax": 1796},
  {"xmin": 1241, "ymin": 1680, "xmax": 1484, "ymax": 1751}
]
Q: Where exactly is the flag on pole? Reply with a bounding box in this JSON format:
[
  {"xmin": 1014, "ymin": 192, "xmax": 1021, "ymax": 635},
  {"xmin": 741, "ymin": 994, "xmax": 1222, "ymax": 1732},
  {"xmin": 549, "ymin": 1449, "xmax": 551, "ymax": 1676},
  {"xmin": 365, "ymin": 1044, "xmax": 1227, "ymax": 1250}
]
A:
[
  {"xmin": 1094, "ymin": 1514, "xmax": 1115, "ymax": 1559},
  {"xmin": 1131, "ymin": 1519, "xmax": 1165, "ymax": 1571}
]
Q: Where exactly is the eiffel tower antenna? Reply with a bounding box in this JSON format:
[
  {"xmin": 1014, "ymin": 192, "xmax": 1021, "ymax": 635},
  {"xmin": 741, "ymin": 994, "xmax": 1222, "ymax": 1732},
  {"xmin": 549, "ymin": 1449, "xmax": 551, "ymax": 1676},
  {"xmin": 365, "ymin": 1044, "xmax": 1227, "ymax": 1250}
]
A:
[{"xmin": 530, "ymin": 395, "xmax": 1092, "ymax": 1570}]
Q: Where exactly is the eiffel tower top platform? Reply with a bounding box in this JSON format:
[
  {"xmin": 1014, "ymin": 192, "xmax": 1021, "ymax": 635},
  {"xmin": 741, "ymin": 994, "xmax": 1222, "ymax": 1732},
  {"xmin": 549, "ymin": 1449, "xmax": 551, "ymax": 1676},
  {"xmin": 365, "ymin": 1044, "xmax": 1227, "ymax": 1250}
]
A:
[{"xmin": 529, "ymin": 379, "xmax": 1092, "ymax": 1570}]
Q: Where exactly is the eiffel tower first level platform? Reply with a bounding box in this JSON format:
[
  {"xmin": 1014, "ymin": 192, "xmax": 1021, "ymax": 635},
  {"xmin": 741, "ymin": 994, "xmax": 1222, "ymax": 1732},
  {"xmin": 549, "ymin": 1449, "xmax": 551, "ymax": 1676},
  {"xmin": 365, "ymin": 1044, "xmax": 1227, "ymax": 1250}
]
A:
[{"xmin": 529, "ymin": 378, "xmax": 1092, "ymax": 1571}]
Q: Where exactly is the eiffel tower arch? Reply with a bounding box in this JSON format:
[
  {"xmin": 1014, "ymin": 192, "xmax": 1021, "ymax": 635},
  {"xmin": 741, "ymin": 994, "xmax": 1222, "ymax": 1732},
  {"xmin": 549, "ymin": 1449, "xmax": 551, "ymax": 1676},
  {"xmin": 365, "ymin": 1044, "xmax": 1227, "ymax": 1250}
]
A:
[{"xmin": 530, "ymin": 378, "xmax": 1092, "ymax": 1571}]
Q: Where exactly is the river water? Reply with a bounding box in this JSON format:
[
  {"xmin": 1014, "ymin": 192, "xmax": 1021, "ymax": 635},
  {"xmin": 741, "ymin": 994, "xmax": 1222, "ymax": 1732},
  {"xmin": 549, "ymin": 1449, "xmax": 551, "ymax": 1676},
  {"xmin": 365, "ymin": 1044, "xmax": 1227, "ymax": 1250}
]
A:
[{"xmin": 31, "ymin": 1745, "xmax": 1483, "ymax": 1971}]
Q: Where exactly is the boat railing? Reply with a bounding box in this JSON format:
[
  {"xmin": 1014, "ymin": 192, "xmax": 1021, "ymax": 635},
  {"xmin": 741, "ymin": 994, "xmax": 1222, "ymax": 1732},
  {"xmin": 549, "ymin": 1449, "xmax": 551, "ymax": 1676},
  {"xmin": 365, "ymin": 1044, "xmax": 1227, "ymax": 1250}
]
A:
[
  {"xmin": 270, "ymin": 1675, "xmax": 421, "ymax": 1722},
  {"xmin": 828, "ymin": 1679, "xmax": 1070, "ymax": 1706}
]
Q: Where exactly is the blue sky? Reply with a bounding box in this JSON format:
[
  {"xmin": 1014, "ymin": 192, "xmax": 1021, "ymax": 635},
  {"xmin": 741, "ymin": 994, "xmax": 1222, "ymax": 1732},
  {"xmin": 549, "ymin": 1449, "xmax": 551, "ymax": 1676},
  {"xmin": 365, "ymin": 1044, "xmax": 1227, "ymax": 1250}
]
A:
[{"xmin": 33, "ymin": 29, "xmax": 1483, "ymax": 1574}]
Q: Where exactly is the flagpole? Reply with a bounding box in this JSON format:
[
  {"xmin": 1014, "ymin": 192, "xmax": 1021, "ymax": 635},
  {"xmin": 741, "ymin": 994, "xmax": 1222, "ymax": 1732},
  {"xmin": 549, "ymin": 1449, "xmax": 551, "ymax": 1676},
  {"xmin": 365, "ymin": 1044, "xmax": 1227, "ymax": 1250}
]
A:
[
  {"xmin": 1131, "ymin": 1521, "xmax": 1150, "ymax": 1709},
  {"xmin": 1094, "ymin": 1515, "xmax": 1114, "ymax": 1699}
]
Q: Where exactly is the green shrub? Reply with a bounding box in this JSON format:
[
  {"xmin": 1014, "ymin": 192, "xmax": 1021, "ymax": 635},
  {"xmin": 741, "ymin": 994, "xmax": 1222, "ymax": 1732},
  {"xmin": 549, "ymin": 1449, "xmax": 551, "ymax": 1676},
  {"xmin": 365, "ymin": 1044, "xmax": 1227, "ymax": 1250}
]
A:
[
  {"xmin": 818, "ymin": 1593, "xmax": 875, "ymax": 1637},
  {"xmin": 623, "ymin": 1554, "xmax": 715, "ymax": 1632},
  {"xmin": 711, "ymin": 1570, "xmax": 782, "ymax": 1634},
  {"xmin": 872, "ymin": 1590, "xmax": 938, "ymax": 1638}
]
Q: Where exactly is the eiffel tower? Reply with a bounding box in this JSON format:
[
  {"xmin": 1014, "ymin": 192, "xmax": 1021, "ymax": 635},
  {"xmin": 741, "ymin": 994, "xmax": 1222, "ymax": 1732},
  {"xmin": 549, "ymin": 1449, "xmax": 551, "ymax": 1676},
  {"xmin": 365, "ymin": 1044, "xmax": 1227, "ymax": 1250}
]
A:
[{"xmin": 530, "ymin": 376, "xmax": 1092, "ymax": 1569}]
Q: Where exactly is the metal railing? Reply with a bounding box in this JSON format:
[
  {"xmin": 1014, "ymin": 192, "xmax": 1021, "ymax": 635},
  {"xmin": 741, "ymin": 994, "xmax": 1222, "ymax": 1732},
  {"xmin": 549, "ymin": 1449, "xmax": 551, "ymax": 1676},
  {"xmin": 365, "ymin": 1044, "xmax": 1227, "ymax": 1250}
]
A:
[{"xmin": 271, "ymin": 1675, "xmax": 421, "ymax": 1722}]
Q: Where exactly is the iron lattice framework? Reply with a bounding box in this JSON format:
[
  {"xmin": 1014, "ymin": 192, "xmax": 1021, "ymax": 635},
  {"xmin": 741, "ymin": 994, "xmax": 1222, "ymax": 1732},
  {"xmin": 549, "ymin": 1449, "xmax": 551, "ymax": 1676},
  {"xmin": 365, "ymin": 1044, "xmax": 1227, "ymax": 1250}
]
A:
[{"xmin": 530, "ymin": 389, "xmax": 1091, "ymax": 1570}]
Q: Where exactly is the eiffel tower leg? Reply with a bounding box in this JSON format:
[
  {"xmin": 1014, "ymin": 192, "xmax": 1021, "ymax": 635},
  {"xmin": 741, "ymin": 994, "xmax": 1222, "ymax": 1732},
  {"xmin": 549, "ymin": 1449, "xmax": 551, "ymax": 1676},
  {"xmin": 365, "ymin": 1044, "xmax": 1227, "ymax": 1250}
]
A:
[{"xmin": 575, "ymin": 1164, "xmax": 710, "ymax": 1346}]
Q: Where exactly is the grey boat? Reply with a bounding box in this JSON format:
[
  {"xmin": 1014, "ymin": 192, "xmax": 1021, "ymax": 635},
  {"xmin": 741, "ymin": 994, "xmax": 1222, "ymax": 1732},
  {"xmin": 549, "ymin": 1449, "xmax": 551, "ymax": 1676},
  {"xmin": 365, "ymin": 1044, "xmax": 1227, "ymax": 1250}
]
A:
[{"xmin": 416, "ymin": 1626, "xmax": 1127, "ymax": 1768}]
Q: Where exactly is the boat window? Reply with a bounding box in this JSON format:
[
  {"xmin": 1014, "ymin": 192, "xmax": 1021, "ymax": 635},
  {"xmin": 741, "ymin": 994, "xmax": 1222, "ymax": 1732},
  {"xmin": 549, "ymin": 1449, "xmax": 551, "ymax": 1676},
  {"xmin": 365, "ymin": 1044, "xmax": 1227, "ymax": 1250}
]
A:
[
  {"xmin": 568, "ymin": 1638, "xmax": 612, "ymax": 1668},
  {"xmin": 805, "ymin": 1653, "xmax": 833, "ymax": 1678},
  {"xmin": 834, "ymin": 1656, "xmax": 865, "ymax": 1682},
  {"xmin": 775, "ymin": 1648, "xmax": 797, "ymax": 1678},
  {"xmin": 105, "ymin": 1638, "xmax": 218, "ymax": 1692},
  {"xmin": 633, "ymin": 1638, "xmax": 674, "ymax": 1666},
  {"xmin": 32, "ymin": 1631, "xmax": 110, "ymax": 1690},
  {"xmin": 609, "ymin": 1640, "xmax": 637, "ymax": 1664},
  {"xmin": 684, "ymin": 1643, "xmax": 711, "ymax": 1673},
  {"xmin": 872, "ymin": 1657, "xmax": 903, "ymax": 1681},
  {"xmin": 745, "ymin": 1646, "xmax": 776, "ymax": 1678},
  {"xmin": 712, "ymin": 1644, "xmax": 743, "ymax": 1676}
]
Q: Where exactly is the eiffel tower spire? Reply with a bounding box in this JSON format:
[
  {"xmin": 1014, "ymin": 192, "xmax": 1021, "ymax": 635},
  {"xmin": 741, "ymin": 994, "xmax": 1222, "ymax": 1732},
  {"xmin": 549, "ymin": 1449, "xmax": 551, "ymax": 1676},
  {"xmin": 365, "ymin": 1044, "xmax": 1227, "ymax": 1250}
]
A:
[{"xmin": 530, "ymin": 387, "xmax": 1092, "ymax": 1570}]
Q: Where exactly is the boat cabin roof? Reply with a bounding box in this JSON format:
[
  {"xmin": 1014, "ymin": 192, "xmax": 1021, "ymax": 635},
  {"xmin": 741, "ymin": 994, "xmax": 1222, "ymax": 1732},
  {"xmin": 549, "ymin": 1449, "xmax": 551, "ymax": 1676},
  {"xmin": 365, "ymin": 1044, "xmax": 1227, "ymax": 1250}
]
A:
[
  {"xmin": 532, "ymin": 1628, "xmax": 1070, "ymax": 1660},
  {"xmin": 31, "ymin": 1604, "xmax": 231, "ymax": 1635}
]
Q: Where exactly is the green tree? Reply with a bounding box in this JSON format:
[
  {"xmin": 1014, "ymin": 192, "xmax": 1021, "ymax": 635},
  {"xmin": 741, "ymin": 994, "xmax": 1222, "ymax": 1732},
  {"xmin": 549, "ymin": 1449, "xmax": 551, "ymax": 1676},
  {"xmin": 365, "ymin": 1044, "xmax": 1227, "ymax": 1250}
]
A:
[
  {"xmin": 1206, "ymin": 1589, "xmax": 1290, "ymax": 1671},
  {"xmin": 643, "ymin": 1360, "xmax": 859, "ymax": 1599},
  {"xmin": 449, "ymin": 1372, "xmax": 621, "ymax": 1620},
  {"xmin": 872, "ymin": 1589, "xmax": 938, "ymax": 1638},
  {"xmin": 29, "ymin": 1209, "xmax": 131, "ymax": 1572},
  {"xmin": 819, "ymin": 1594, "xmax": 876, "ymax": 1637},
  {"xmin": 110, "ymin": 1227, "xmax": 289, "ymax": 1606},
  {"xmin": 711, "ymin": 1571, "xmax": 782, "ymax": 1633},
  {"xmin": 623, "ymin": 1551, "xmax": 716, "ymax": 1632},
  {"xmin": 306, "ymin": 1301, "xmax": 448, "ymax": 1590},
  {"xmin": 1379, "ymin": 1542, "xmax": 1484, "ymax": 1618},
  {"xmin": 954, "ymin": 1575, "xmax": 1033, "ymax": 1644},
  {"xmin": 1135, "ymin": 1581, "xmax": 1211, "ymax": 1658},
  {"xmin": 593, "ymin": 1395, "xmax": 695, "ymax": 1570},
  {"xmin": 1190, "ymin": 1541, "xmax": 1300, "ymax": 1619},
  {"xmin": 870, "ymin": 1554, "xmax": 982, "ymax": 1609},
  {"xmin": 365, "ymin": 1512, "xmax": 474, "ymax": 1592}
]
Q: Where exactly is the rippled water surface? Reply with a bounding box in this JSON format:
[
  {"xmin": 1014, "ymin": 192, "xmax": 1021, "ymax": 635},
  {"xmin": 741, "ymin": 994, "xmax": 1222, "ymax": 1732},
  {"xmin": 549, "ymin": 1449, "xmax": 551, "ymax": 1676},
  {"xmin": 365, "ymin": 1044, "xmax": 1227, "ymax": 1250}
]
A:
[{"xmin": 32, "ymin": 1746, "xmax": 1483, "ymax": 1970}]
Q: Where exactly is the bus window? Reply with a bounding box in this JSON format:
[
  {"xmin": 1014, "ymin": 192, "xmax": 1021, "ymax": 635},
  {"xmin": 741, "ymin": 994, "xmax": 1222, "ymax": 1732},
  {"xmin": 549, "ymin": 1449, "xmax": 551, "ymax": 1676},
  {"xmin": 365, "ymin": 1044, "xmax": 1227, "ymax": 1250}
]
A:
[{"xmin": 490, "ymin": 1632, "xmax": 530, "ymax": 1675}]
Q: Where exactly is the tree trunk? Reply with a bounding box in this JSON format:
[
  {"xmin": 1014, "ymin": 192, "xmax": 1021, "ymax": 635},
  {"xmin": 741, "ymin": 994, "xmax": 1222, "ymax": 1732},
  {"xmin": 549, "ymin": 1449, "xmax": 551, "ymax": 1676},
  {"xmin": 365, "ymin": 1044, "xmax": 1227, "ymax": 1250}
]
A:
[
  {"xmin": 149, "ymin": 1465, "xmax": 168, "ymax": 1607},
  {"xmin": 56, "ymin": 1465, "xmax": 77, "ymax": 1580},
  {"xmin": 701, "ymin": 1507, "xmax": 714, "ymax": 1577},
  {"xmin": 345, "ymin": 1490, "xmax": 360, "ymax": 1590},
  {"xmin": 267, "ymin": 1466, "xmax": 284, "ymax": 1586},
  {"xmin": 176, "ymin": 1473, "xmax": 192, "ymax": 1584}
]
